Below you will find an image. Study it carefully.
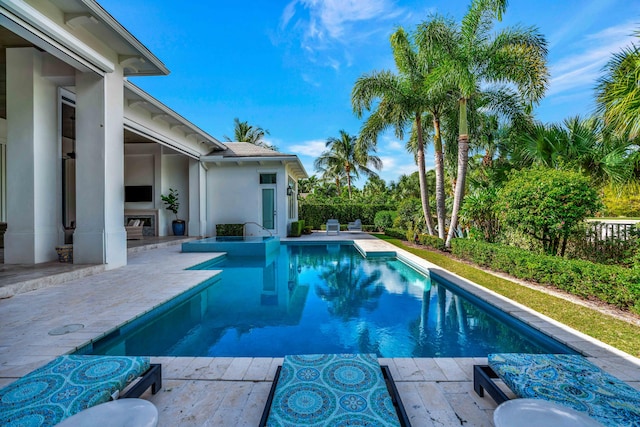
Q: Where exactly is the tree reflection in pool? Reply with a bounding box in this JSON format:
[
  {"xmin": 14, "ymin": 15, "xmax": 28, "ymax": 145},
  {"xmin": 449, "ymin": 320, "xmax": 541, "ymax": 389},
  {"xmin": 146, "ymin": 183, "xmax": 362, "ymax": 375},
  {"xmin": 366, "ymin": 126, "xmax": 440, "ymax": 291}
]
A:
[{"xmin": 84, "ymin": 244, "xmax": 575, "ymax": 357}]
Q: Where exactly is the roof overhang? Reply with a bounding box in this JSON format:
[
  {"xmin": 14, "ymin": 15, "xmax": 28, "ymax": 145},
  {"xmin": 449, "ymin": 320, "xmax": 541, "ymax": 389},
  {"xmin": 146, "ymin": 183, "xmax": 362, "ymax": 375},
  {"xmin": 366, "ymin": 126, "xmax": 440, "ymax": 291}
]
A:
[
  {"xmin": 124, "ymin": 80, "xmax": 226, "ymax": 153},
  {"xmin": 201, "ymin": 155, "xmax": 308, "ymax": 179},
  {"xmin": 0, "ymin": 0, "xmax": 169, "ymax": 76}
]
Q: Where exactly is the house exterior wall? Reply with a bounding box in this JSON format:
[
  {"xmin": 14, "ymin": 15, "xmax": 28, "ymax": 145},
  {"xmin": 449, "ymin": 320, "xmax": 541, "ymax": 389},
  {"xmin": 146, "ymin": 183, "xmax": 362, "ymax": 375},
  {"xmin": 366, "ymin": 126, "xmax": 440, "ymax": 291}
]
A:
[{"xmin": 206, "ymin": 163, "xmax": 294, "ymax": 238}]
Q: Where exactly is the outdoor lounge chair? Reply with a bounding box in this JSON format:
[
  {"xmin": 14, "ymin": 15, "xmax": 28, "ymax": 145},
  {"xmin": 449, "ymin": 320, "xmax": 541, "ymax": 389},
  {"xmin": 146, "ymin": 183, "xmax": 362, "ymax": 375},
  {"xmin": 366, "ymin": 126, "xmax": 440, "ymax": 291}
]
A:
[
  {"xmin": 260, "ymin": 353, "xmax": 411, "ymax": 426},
  {"xmin": 347, "ymin": 219, "xmax": 362, "ymax": 231},
  {"xmin": 473, "ymin": 353, "xmax": 640, "ymax": 427},
  {"xmin": 326, "ymin": 219, "xmax": 340, "ymax": 235},
  {"xmin": 0, "ymin": 355, "xmax": 162, "ymax": 426}
]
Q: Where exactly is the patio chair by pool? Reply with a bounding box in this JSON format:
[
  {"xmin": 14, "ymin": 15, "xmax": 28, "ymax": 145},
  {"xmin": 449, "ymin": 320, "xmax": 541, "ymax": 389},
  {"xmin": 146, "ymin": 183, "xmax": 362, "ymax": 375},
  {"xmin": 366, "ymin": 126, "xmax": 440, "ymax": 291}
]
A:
[
  {"xmin": 260, "ymin": 353, "xmax": 411, "ymax": 426},
  {"xmin": 473, "ymin": 353, "xmax": 640, "ymax": 427},
  {"xmin": 326, "ymin": 219, "xmax": 340, "ymax": 235},
  {"xmin": 0, "ymin": 355, "xmax": 161, "ymax": 427},
  {"xmin": 347, "ymin": 219, "xmax": 362, "ymax": 231}
]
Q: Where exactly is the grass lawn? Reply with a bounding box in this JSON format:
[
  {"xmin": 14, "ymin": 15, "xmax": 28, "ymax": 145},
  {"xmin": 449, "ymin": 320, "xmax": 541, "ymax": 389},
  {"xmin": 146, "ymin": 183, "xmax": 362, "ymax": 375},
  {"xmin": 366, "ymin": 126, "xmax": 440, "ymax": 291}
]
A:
[{"xmin": 377, "ymin": 235, "xmax": 640, "ymax": 358}]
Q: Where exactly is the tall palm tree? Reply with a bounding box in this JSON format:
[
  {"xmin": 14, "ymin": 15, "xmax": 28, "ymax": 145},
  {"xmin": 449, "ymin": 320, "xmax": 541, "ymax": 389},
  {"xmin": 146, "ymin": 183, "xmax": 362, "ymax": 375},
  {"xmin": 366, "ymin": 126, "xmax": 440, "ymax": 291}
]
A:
[
  {"xmin": 421, "ymin": 0, "xmax": 549, "ymax": 247},
  {"xmin": 314, "ymin": 130, "xmax": 382, "ymax": 198},
  {"xmin": 223, "ymin": 118, "xmax": 276, "ymax": 150},
  {"xmin": 352, "ymin": 27, "xmax": 439, "ymax": 235},
  {"xmin": 595, "ymin": 30, "xmax": 640, "ymax": 139}
]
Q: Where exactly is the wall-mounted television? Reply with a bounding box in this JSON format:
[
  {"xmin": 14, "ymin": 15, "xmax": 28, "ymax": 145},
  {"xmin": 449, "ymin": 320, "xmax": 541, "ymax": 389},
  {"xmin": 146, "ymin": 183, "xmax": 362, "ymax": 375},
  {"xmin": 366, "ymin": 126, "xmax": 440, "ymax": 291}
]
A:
[{"xmin": 125, "ymin": 185, "xmax": 153, "ymax": 202}]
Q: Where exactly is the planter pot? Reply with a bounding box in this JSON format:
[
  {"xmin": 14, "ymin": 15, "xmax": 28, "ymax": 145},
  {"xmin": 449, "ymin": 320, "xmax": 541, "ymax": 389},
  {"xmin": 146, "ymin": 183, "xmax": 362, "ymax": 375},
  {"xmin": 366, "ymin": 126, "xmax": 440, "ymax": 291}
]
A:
[
  {"xmin": 172, "ymin": 220, "xmax": 186, "ymax": 236},
  {"xmin": 55, "ymin": 245, "xmax": 73, "ymax": 263}
]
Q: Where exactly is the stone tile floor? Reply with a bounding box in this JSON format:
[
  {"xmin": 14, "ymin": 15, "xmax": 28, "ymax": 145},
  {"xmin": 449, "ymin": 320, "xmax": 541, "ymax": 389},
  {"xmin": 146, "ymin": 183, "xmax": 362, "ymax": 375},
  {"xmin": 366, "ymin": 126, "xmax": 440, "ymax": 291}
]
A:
[{"xmin": 0, "ymin": 232, "xmax": 638, "ymax": 426}]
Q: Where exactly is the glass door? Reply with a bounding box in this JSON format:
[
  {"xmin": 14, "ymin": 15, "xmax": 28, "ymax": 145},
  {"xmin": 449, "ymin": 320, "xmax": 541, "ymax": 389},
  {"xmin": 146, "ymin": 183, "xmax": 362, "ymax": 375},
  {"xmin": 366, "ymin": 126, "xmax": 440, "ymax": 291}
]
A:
[{"xmin": 262, "ymin": 188, "xmax": 275, "ymax": 231}]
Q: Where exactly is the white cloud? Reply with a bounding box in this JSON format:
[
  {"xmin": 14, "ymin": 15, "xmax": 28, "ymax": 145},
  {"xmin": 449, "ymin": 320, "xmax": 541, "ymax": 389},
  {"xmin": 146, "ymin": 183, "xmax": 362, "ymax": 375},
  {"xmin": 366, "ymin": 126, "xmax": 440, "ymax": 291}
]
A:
[
  {"xmin": 288, "ymin": 139, "xmax": 326, "ymax": 157},
  {"xmin": 547, "ymin": 22, "xmax": 637, "ymax": 97},
  {"xmin": 278, "ymin": 0, "xmax": 403, "ymax": 72}
]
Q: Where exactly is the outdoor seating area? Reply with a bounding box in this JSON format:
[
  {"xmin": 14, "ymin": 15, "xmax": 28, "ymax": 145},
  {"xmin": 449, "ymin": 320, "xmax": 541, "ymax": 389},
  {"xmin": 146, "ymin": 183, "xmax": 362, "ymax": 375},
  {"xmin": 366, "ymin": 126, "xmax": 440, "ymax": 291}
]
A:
[
  {"xmin": 0, "ymin": 355, "xmax": 161, "ymax": 426},
  {"xmin": 474, "ymin": 353, "xmax": 640, "ymax": 427},
  {"xmin": 260, "ymin": 353, "xmax": 410, "ymax": 426}
]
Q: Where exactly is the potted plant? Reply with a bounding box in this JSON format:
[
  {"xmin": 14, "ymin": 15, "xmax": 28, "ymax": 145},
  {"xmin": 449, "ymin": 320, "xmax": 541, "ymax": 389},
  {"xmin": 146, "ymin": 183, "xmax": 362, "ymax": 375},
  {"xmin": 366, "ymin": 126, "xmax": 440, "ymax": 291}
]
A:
[{"xmin": 161, "ymin": 188, "xmax": 185, "ymax": 236}]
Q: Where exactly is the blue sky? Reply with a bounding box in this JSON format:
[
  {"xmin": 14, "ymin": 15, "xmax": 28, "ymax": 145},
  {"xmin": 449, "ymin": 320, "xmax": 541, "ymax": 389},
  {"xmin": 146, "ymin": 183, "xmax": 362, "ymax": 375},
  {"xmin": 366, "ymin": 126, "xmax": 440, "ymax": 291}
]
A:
[{"xmin": 99, "ymin": 0, "xmax": 640, "ymax": 185}]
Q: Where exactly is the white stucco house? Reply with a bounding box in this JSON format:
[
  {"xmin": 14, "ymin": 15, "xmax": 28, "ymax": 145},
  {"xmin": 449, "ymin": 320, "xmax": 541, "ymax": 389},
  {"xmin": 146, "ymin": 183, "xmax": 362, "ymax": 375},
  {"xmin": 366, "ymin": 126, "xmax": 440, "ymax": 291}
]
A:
[{"xmin": 0, "ymin": 0, "xmax": 307, "ymax": 268}]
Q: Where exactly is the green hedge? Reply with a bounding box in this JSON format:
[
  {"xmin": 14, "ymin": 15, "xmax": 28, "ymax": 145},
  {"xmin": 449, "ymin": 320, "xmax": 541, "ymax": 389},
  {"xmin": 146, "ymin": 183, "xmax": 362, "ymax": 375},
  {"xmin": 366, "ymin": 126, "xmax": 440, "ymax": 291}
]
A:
[
  {"xmin": 417, "ymin": 234, "xmax": 445, "ymax": 251},
  {"xmin": 451, "ymin": 239, "xmax": 640, "ymax": 314},
  {"xmin": 300, "ymin": 203, "xmax": 395, "ymax": 229},
  {"xmin": 216, "ymin": 224, "xmax": 243, "ymax": 236},
  {"xmin": 384, "ymin": 228, "xmax": 408, "ymax": 240}
]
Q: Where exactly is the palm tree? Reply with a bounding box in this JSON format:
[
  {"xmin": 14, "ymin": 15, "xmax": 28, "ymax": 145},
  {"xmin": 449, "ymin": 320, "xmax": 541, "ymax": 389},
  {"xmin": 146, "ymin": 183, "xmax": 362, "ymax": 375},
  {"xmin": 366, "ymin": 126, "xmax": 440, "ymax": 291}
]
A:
[
  {"xmin": 595, "ymin": 30, "xmax": 640, "ymax": 139},
  {"xmin": 314, "ymin": 130, "xmax": 382, "ymax": 198},
  {"xmin": 352, "ymin": 27, "xmax": 439, "ymax": 235},
  {"xmin": 421, "ymin": 0, "xmax": 549, "ymax": 247},
  {"xmin": 514, "ymin": 116, "xmax": 636, "ymax": 186},
  {"xmin": 223, "ymin": 118, "xmax": 276, "ymax": 150}
]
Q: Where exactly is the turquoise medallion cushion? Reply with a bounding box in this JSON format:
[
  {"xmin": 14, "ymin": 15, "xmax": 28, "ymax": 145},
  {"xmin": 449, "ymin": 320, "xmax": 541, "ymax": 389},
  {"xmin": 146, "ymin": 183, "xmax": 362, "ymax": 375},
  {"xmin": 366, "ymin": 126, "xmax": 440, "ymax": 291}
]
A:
[
  {"xmin": 266, "ymin": 354, "xmax": 401, "ymax": 427},
  {"xmin": 0, "ymin": 355, "xmax": 150, "ymax": 427},
  {"xmin": 489, "ymin": 353, "xmax": 640, "ymax": 427}
]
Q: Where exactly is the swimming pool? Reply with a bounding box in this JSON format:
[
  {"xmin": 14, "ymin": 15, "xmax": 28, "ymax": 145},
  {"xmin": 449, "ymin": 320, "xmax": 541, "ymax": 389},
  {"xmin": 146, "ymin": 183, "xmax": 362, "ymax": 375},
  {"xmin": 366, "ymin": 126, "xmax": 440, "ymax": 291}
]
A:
[{"xmin": 78, "ymin": 243, "xmax": 577, "ymax": 358}]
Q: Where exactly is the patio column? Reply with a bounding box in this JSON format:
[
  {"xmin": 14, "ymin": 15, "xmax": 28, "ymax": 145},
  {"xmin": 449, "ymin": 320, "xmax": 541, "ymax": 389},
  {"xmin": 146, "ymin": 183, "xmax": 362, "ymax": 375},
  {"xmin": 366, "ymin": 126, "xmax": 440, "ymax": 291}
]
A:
[
  {"xmin": 73, "ymin": 68, "xmax": 126, "ymax": 268},
  {"xmin": 4, "ymin": 48, "xmax": 59, "ymax": 264},
  {"xmin": 188, "ymin": 159, "xmax": 207, "ymax": 237}
]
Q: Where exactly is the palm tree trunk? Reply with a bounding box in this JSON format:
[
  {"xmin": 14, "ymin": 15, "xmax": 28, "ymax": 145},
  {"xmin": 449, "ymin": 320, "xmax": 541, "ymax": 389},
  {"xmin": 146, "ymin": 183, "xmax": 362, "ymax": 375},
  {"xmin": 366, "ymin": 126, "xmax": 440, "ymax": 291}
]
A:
[
  {"xmin": 345, "ymin": 165, "xmax": 352, "ymax": 199},
  {"xmin": 432, "ymin": 114, "xmax": 446, "ymax": 240},
  {"xmin": 446, "ymin": 99, "xmax": 470, "ymax": 248},
  {"xmin": 416, "ymin": 113, "xmax": 435, "ymax": 235}
]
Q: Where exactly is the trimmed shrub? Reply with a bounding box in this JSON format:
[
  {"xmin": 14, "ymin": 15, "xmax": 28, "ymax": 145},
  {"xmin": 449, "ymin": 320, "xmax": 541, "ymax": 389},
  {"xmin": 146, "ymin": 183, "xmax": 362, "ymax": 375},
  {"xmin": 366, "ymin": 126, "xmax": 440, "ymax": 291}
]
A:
[
  {"xmin": 451, "ymin": 239, "xmax": 640, "ymax": 314},
  {"xmin": 216, "ymin": 224, "xmax": 243, "ymax": 236},
  {"xmin": 384, "ymin": 228, "xmax": 408, "ymax": 240},
  {"xmin": 289, "ymin": 221, "xmax": 302, "ymax": 237},
  {"xmin": 417, "ymin": 234, "xmax": 445, "ymax": 251},
  {"xmin": 303, "ymin": 226, "xmax": 313, "ymax": 234}
]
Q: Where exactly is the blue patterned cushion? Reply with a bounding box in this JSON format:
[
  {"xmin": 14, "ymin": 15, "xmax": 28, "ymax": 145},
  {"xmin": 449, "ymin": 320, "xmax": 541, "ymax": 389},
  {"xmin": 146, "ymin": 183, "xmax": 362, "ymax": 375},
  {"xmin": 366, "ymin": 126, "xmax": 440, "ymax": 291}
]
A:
[
  {"xmin": 266, "ymin": 354, "xmax": 401, "ymax": 427},
  {"xmin": 489, "ymin": 353, "xmax": 640, "ymax": 427},
  {"xmin": 0, "ymin": 355, "xmax": 150, "ymax": 427}
]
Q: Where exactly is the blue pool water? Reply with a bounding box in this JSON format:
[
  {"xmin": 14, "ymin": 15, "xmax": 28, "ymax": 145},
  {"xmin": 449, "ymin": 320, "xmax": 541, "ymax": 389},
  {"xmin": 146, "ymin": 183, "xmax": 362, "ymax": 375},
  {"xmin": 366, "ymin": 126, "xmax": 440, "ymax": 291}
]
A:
[{"xmin": 79, "ymin": 243, "xmax": 576, "ymax": 357}]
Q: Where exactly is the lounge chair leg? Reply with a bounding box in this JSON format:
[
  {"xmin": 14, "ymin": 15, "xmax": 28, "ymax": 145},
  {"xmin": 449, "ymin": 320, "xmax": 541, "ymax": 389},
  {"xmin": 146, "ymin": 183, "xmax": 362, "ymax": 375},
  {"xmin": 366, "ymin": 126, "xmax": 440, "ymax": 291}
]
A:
[
  {"xmin": 122, "ymin": 364, "xmax": 162, "ymax": 398},
  {"xmin": 473, "ymin": 365, "xmax": 509, "ymax": 405}
]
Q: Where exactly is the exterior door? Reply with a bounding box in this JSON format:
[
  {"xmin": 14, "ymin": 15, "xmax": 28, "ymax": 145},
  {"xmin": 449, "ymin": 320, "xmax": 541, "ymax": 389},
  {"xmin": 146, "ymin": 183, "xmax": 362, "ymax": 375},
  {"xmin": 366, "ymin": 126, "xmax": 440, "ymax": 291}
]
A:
[{"xmin": 262, "ymin": 187, "xmax": 276, "ymax": 231}]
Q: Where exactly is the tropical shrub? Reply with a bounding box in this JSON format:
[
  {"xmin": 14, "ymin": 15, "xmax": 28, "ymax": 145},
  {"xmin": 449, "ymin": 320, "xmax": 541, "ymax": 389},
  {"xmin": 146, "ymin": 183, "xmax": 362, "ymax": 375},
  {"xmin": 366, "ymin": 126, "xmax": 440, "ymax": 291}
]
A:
[
  {"xmin": 394, "ymin": 198, "xmax": 424, "ymax": 231},
  {"xmin": 451, "ymin": 238, "xmax": 640, "ymax": 314},
  {"xmin": 460, "ymin": 188, "xmax": 500, "ymax": 242},
  {"xmin": 497, "ymin": 168, "xmax": 601, "ymax": 256},
  {"xmin": 374, "ymin": 210, "xmax": 397, "ymax": 231}
]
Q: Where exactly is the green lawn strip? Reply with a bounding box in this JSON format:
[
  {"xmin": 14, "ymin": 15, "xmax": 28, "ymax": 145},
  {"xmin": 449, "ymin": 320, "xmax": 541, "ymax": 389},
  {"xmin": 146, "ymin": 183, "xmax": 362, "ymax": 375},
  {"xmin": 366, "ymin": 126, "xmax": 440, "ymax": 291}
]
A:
[{"xmin": 378, "ymin": 235, "xmax": 640, "ymax": 357}]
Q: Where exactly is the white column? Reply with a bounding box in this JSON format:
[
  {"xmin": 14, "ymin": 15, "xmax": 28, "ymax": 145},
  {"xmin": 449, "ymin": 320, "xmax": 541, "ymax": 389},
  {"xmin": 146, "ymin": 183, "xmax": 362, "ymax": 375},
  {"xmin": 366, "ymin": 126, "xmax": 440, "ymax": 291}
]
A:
[
  {"xmin": 73, "ymin": 68, "xmax": 126, "ymax": 268},
  {"xmin": 188, "ymin": 159, "xmax": 207, "ymax": 237},
  {"xmin": 4, "ymin": 48, "xmax": 59, "ymax": 264}
]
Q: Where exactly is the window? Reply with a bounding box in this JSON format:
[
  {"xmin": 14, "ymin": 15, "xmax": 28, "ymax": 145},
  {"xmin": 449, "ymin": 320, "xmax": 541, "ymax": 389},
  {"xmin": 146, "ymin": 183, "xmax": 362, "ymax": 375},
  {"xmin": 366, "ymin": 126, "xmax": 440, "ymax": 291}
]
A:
[{"xmin": 260, "ymin": 173, "xmax": 277, "ymax": 184}]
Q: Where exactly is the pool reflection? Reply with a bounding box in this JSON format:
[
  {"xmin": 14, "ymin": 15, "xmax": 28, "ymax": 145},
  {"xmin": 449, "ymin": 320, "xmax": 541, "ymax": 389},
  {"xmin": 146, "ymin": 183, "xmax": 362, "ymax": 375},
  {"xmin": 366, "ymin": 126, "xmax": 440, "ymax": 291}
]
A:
[{"xmin": 86, "ymin": 244, "xmax": 572, "ymax": 357}]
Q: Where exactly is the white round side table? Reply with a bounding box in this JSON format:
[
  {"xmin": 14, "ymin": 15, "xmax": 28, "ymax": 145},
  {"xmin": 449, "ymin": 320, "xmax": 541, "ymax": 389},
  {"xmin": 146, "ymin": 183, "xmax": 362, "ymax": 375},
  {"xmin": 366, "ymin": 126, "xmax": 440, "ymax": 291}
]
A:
[
  {"xmin": 56, "ymin": 398, "xmax": 158, "ymax": 427},
  {"xmin": 493, "ymin": 398, "xmax": 604, "ymax": 427}
]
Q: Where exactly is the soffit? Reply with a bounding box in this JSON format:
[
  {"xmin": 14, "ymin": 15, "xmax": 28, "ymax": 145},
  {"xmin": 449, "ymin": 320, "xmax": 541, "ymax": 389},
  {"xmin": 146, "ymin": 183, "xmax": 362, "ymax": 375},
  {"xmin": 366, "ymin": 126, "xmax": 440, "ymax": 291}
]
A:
[{"xmin": 48, "ymin": 0, "xmax": 169, "ymax": 76}]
